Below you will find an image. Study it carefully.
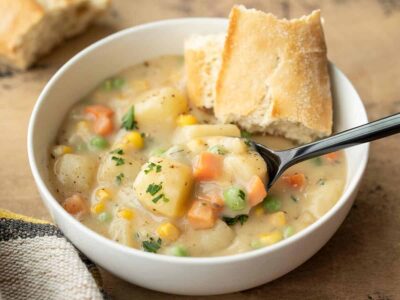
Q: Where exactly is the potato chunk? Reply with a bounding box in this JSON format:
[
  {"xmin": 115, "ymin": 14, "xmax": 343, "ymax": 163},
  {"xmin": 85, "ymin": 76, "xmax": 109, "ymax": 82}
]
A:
[
  {"xmin": 54, "ymin": 154, "xmax": 97, "ymax": 195},
  {"xmin": 133, "ymin": 157, "xmax": 193, "ymax": 218},
  {"xmin": 135, "ymin": 87, "xmax": 187, "ymax": 125},
  {"xmin": 224, "ymin": 152, "xmax": 267, "ymax": 184},
  {"xmin": 173, "ymin": 124, "xmax": 241, "ymax": 144},
  {"xmin": 97, "ymin": 153, "xmax": 143, "ymax": 186},
  {"xmin": 179, "ymin": 220, "xmax": 235, "ymax": 256}
]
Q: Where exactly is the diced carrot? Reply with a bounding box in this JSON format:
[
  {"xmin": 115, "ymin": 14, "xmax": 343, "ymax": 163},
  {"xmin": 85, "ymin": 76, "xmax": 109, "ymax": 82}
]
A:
[
  {"xmin": 85, "ymin": 105, "xmax": 114, "ymax": 118},
  {"xmin": 203, "ymin": 194, "xmax": 224, "ymax": 213},
  {"xmin": 187, "ymin": 201, "xmax": 217, "ymax": 229},
  {"xmin": 247, "ymin": 175, "xmax": 267, "ymax": 207},
  {"xmin": 93, "ymin": 115, "xmax": 114, "ymax": 136},
  {"xmin": 193, "ymin": 152, "xmax": 222, "ymax": 181},
  {"xmin": 282, "ymin": 173, "xmax": 306, "ymax": 189},
  {"xmin": 324, "ymin": 152, "xmax": 339, "ymax": 162},
  {"xmin": 63, "ymin": 194, "xmax": 88, "ymax": 216}
]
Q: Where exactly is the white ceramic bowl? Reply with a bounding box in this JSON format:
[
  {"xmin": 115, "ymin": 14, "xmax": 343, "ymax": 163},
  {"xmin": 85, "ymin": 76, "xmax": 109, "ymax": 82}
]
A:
[{"xmin": 28, "ymin": 18, "xmax": 369, "ymax": 295}]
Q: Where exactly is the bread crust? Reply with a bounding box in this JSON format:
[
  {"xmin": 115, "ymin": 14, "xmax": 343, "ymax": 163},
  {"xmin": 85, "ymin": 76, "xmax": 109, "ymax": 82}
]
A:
[
  {"xmin": 0, "ymin": 0, "xmax": 110, "ymax": 70},
  {"xmin": 215, "ymin": 6, "xmax": 332, "ymax": 142}
]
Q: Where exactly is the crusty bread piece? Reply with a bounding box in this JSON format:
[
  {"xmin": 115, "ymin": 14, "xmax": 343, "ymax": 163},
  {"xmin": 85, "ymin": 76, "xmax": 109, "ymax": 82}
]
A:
[
  {"xmin": 184, "ymin": 34, "xmax": 225, "ymax": 109},
  {"xmin": 215, "ymin": 6, "xmax": 332, "ymax": 143},
  {"xmin": 0, "ymin": 0, "xmax": 110, "ymax": 70}
]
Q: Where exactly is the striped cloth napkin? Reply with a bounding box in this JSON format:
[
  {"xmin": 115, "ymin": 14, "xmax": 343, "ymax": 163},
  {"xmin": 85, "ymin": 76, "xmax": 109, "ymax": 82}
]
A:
[{"xmin": 0, "ymin": 209, "xmax": 105, "ymax": 300}]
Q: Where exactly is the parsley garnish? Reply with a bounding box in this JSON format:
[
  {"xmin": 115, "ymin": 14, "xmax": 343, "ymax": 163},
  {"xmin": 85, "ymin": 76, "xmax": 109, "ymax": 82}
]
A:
[
  {"xmin": 151, "ymin": 194, "xmax": 163, "ymax": 203},
  {"xmin": 313, "ymin": 157, "xmax": 323, "ymax": 166},
  {"xmin": 144, "ymin": 162, "xmax": 162, "ymax": 174},
  {"xmin": 146, "ymin": 182, "xmax": 169, "ymax": 203},
  {"xmin": 208, "ymin": 145, "xmax": 228, "ymax": 155},
  {"xmin": 151, "ymin": 194, "xmax": 169, "ymax": 203},
  {"xmin": 111, "ymin": 156, "xmax": 125, "ymax": 166},
  {"xmin": 121, "ymin": 106, "xmax": 138, "ymax": 131},
  {"xmin": 146, "ymin": 183, "xmax": 162, "ymax": 196},
  {"xmin": 223, "ymin": 215, "xmax": 249, "ymax": 226},
  {"xmin": 290, "ymin": 195, "xmax": 298, "ymax": 202},
  {"xmin": 240, "ymin": 130, "xmax": 252, "ymax": 138},
  {"xmin": 317, "ymin": 178, "xmax": 326, "ymax": 186},
  {"xmin": 142, "ymin": 237, "xmax": 162, "ymax": 253},
  {"xmin": 238, "ymin": 189, "xmax": 246, "ymax": 200},
  {"xmin": 115, "ymin": 173, "xmax": 125, "ymax": 185},
  {"xmin": 110, "ymin": 148, "xmax": 124, "ymax": 155}
]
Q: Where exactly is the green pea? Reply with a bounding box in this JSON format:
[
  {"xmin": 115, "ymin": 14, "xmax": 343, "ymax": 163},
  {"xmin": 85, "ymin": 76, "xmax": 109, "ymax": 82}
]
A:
[
  {"xmin": 168, "ymin": 245, "xmax": 189, "ymax": 257},
  {"xmin": 112, "ymin": 78, "xmax": 125, "ymax": 89},
  {"xmin": 102, "ymin": 79, "xmax": 113, "ymax": 91},
  {"xmin": 150, "ymin": 147, "xmax": 166, "ymax": 157},
  {"xmin": 223, "ymin": 187, "xmax": 247, "ymax": 211},
  {"xmin": 263, "ymin": 195, "xmax": 281, "ymax": 213},
  {"xmin": 312, "ymin": 157, "xmax": 323, "ymax": 166},
  {"xmin": 283, "ymin": 226, "xmax": 295, "ymax": 239},
  {"xmin": 250, "ymin": 240, "xmax": 263, "ymax": 249},
  {"xmin": 98, "ymin": 212, "xmax": 112, "ymax": 222},
  {"xmin": 90, "ymin": 136, "xmax": 109, "ymax": 150},
  {"xmin": 76, "ymin": 143, "xmax": 87, "ymax": 152},
  {"xmin": 208, "ymin": 145, "xmax": 228, "ymax": 155},
  {"xmin": 103, "ymin": 78, "xmax": 125, "ymax": 91}
]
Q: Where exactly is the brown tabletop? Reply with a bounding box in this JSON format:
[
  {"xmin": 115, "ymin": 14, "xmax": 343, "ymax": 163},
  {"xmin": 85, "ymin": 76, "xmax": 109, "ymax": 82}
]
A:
[{"xmin": 1, "ymin": 0, "xmax": 399, "ymax": 299}]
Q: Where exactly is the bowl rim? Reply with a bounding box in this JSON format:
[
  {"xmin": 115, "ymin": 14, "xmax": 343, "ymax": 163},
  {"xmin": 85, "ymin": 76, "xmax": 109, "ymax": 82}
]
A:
[{"xmin": 27, "ymin": 17, "xmax": 369, "ymax": 265}]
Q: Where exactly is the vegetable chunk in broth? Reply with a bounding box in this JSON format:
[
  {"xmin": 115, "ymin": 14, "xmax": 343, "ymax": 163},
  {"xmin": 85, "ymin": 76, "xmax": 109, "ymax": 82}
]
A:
[{"xmin": 49, "ymin": 56, "xmax": 346, "ymax": 257}]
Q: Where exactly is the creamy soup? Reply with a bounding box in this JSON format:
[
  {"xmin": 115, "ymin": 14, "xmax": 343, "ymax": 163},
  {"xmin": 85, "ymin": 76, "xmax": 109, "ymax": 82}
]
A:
[{"xmin": 49, "ymin": 56, "xmax": 346, "ymax": 257}]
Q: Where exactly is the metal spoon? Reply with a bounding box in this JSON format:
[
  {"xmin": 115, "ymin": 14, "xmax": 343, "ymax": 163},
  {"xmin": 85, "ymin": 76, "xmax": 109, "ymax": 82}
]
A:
[{"xmin": 253, "ymin": 113, "xmax": 400, "ymax": 190}]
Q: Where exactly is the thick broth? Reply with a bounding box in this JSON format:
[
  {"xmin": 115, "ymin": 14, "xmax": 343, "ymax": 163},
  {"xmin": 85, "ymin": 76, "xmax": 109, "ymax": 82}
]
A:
[{"xmin": 50, "ymin": 56, "xmax": 346, "ymax": 257}]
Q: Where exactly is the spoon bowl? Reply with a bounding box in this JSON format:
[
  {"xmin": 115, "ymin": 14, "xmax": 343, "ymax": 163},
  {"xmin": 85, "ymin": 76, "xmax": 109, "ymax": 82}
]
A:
[{"xmin": 255, "ymin": 113, "xmax": 400, "ymax": 190}]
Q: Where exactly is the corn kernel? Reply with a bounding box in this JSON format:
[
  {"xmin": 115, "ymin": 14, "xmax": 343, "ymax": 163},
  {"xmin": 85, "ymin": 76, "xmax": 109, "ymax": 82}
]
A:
[
  {"xmin": 91, "ymin": 202, "xmax": 106, "ymax": 214},
  {"xmin": 254, "ymin": 206, "xmax": 264, "ymax": 217},
  {"xmin": 176, "ymin": 114, "xmax": 198, "ymax": 126},
  {"xmin": 95, "ymin": 188, "xmax": 112, "ymax": 202},
  {"xmin": 269, "ymin": 211, "xmax": 286, "ymax": 227},
  {"xmin": 119, "ymin": 208, "xmax": 135, "ymax": 220},
  {"xmin": 76, "ymin": 120, "xmax": 90, "ymax": 131},
  {"xmin": 157, "ymin": 223, "xmax": 180, "ymax": 241},
  {"xmin": 259, "ymin": 231, "xmax": 283, "ymax": 245},
  {"xmin": 123, "ymin": 132, "xmax": 144, "ymax": 149},
  {"xmin": 133, "ymin": 80, "xmax": 150, "ymax": 91},
  {"xmin": 52, "ymin": 145, "xmax": 73, "ymax": 157}
]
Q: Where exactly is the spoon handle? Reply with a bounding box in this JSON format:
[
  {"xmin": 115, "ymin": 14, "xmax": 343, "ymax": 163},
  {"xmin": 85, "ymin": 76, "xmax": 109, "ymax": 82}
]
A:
[{"xmin": 282, "ymin": 113, "xmax": 400, "ymax": 167}]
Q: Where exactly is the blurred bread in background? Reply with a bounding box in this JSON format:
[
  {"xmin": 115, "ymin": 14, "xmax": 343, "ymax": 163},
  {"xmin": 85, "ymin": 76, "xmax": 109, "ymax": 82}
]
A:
[{"xmin": 0, "ymin": 0, "xmax": 110, "ymax": 70}]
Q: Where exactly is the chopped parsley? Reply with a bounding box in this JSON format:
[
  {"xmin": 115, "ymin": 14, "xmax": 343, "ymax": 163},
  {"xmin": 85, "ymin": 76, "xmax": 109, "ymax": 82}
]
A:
[
  {"xmin": 208, "ymin": 145, "xmax": 228, "ymax": 155},
  {"xmin": 313, "ymin": 157, "xmax": 323, "ymax": 166},
  {"xmin": 238, "ymin": 189, "xmax": 246, "ymax": 200},
  {"xmin": 111, "ymin": 156, "xmax": 125, "ymax": 166},
  {"xmin": 222, "ymin": 215, "xmax": 249, "ymax": 226},
  {"xmin": 115, "ymin": 173, "xmax": 125, "ymax": 185},
  {"xmin": 144, "ymin": 162, "xmax": 162, "ymax": 174},
  {"xmin": 317, "ymin": 178, "xmax": 326, "ymax": 186},
  {"xmin": 151, "ymin": 193, "xmax": 170, "ymax": 204},
  {"xmin": 240, "ymin": 130, "xmax": 252, "ymax": 138},
  {"xmin": 121, "ymin": 106, "xmax": 138, "ymax": 131},
  {"xmin": 110, "ymin": 148, "xmax": 124, "ymax": 155},
  {"xmin": 146, "ymin": 182, "xmax": 169, "ymax": 203},
  {"xmin": 142, "ymin": 237, "xmax": 162, "ymax": 253},
  {"xmin": 146, "ymin": 183, "xmax": 163, "ymax": 196},
  {"xmin": 290, "ymin": 195, "xmax": 298, "ymax": 202}
]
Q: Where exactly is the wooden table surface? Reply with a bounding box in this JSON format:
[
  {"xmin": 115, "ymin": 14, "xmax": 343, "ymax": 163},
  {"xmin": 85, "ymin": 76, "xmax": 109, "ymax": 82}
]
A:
[{"xmin": 1, "ymin": 0, "xmax": 399, "ymax": 299}]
